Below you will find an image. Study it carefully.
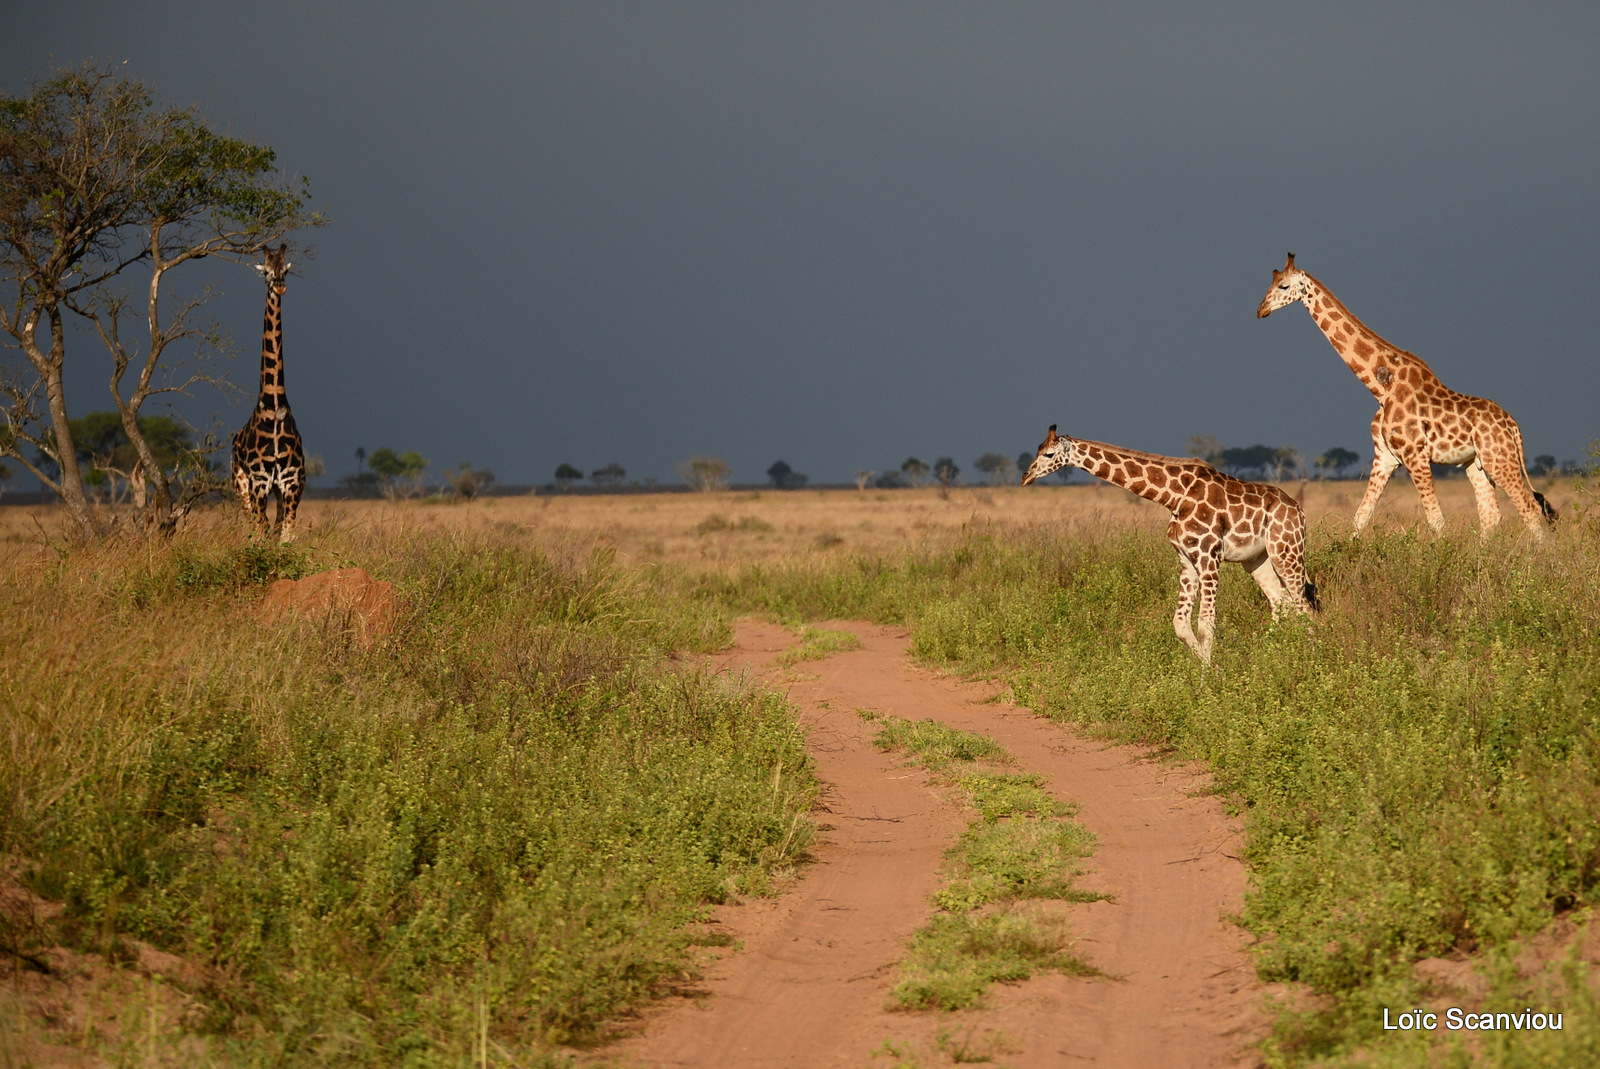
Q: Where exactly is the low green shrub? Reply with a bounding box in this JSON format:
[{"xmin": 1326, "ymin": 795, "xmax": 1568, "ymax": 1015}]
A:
[{"xmin": 2, "ymin": 525, "xmax": 812, "ymax": 1064}]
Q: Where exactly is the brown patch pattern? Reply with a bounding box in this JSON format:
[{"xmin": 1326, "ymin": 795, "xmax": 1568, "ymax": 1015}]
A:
[
  {"xmin": 1023, "ymin": 426, "xmax": 1316, "ymax": 663},
  {"xmin": 1257, "ymin": 254, "xmax": 1553, "ymax": 538},
  {"xmin": 231, "ymin": 245, "xmax": 307, "ymax": 543}
]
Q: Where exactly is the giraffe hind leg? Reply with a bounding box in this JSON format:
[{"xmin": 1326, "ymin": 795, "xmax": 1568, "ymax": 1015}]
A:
[
  {"xmin": 277, "ymin": 474, "xmax": 305, "ymax": 544},
  {"xmin": 1263, "ymin": 502, "xmax": 1317, "ymax": 616},
  {"xmin": 1464, "ymin": 459, "xmax": 1502, "ymax": 537},
  {"xmin": 1484, "ymin": 449, "xmax": 1554, "ymax": 537},
  {"xmin": 1242, "ymin": 550, "xmax": 1289, "ymax": 619}
]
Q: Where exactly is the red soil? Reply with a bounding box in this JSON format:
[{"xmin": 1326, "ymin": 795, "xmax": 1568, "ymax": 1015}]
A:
[{"xmin": 600, "ymin": 619, "xmax": 1269, "ymax": 1068}]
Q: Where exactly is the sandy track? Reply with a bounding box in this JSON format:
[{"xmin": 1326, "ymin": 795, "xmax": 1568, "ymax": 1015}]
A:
[{"xmin": 602, "ymin": 620, "xmax": 1267, "ymax": 1068}]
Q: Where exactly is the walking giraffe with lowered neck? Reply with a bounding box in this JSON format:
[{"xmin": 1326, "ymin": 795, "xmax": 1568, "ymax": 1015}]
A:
[
  {"xmin": 231, "ymin": 245, "xmax": 306, "ymax": 542},
  {"xmin": 1023, "ymin": 425, "xmax": 1318, "ymax": 664},
  {"xmin": 1257, "ymin": 253, "xmax": 1556, "ymax": 539}
]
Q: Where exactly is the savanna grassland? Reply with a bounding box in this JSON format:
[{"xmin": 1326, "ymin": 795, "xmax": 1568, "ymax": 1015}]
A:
[
  {"xmin": 4, "ymin": 475, "xmax": 1598, "ymax": 1067},
  {"xmin": 0, "ymin": 508, "xmax": 813, "ymax": 1067}
]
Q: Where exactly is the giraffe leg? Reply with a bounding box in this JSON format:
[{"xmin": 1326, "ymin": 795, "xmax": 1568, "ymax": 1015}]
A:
[
  {"xmin": 1171, "ymin": 546, "xmax": 1202, "ymax": 657},
  {"xmin": 235, "ymin": 467, "xmax": 271, "ymax": 535},
  {"xmin": 1266, "ymin": 507, "xmax": 1318, "ymax": 616},
  {"xmin": 1193, "ymin": 548, "xmax": 1221, "ymax": 664},
  {"xmin": 1352, "ymin": 428, "xmax": 1401, "ymax": 534},
  {"xmin": 278, "ymin": 472, "xmax": 305, "ymax": 544},
  {"xmin": 1481, "ymin": 433, "xmax": 1554, "ymax": 539},
  {"xmin": 1464, "ymin": 458, "xmax": 1502, "ymax": 537},
  {"xmin": 1243, "ymin": 551, "xmax": 1289, "ymax": 618},
  {"xmin": 1402, "ymin": 452, "xmax": 1446, "ymax": 533}
]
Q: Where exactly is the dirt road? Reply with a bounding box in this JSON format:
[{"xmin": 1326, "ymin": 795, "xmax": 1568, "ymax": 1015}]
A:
[{"xmin": 603, "ymin": 620, "xmax": 1268, "ymax": 1068}]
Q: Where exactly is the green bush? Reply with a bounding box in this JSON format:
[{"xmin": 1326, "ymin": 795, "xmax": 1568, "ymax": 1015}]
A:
[{"xmin": 2, "ymin": 527, "xmax": 812, "ymax": 1064}]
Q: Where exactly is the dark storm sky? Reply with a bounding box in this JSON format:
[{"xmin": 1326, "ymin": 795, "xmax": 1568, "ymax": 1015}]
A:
[{"xmin": 6, "ymin": 3, "xmax": 1598, "ymax": 486}]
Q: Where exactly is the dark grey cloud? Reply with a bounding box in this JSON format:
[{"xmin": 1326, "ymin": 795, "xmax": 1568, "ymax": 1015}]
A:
[{"xmin": 6, "ymin": 2, "xmax": 1597, "ymax": 486}]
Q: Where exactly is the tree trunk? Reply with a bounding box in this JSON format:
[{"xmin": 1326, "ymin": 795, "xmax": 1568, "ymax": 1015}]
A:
[{"xmin": 35, "ymin": 309, "xmax": 99, "ymax": 540}]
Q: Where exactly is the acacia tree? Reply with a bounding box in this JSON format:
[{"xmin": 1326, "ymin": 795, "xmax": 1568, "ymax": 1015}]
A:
[
  {"xmin": 678, "ymin": 455, "xmax": 730, "ymax": 492},
  {"xmin": 973, "ymin": 452, "xmax": 1017, "ymax": 486},
  {"xmin": 900, "ymin": 456, "xmax": 929, "ymax": 487},
  {"xmin": 0, "ymin": 63, "xmax": 321, "ymax": 539},
  {"xmin": 367, "ymin": 447, "xmax": 428, "ymax": 500}
]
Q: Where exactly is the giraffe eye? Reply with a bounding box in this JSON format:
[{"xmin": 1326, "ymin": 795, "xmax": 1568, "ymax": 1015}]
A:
[{"xmin": 1278, "ymin": 284, "xmax": 1289, "ymax": 290}]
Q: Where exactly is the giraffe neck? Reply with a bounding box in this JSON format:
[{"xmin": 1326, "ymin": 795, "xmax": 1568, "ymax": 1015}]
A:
[
  {"xmin": 1300, "ymin": 274, "xmax": 1440, "ymax": 399},
  {"xmin": 256, "ymin": 285, "xmax": 287, "ymax": 411},
  {"xmin": 1066, "ymin": 437, "xmax": 1193, "ymax": 511}
]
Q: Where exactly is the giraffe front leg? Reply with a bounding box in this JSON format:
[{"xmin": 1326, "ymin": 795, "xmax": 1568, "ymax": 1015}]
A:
[
  {"xmin": 277, "ymin": 473, "xmax": 306, "ymax": 544},
  {"xmin": 1352, "ymin": 425, "xmax": 1400, "ymax": 534},
  {"xmin": 1171, "ymin": 546, "xmax": 1202, "ymax": 657},
  {"xmin": 1193, "ymin": 547, "xmax": 1221, "ymax": 664},
  {"xmin": 1464, "ymin": 458, "xmax": 1502, "ymax": 538},
  {"xmin": 1403, "ymin": 452, "xmax": 1446, "ymax": 533},
  {"xmin": 234, "ymin": 467, "xmax": 270, "ymax": 535}
]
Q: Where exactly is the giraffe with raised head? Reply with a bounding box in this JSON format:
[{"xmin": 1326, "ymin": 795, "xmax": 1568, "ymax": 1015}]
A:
[
  {"xmin": 1257, "ymin": 253, "xmax": 1555, "ymax": 539},
  {"xmin": 1023, "ymin": 425, "xmax": 1318, "ymax": 663},
  {"xmin": 231, "ymin": 245, "xmax": 306, "ymax": 542}
]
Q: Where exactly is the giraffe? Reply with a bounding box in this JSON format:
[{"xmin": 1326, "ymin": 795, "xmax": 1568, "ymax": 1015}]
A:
[
  {"xmin": 1023, "ymin": 425, "xmax": 1318, "ymax": 663},
  {"xmin": 231, "ymin": 245, "xmax": 306, "ymax": 543},
  {"xmin": 1257, "ymin": 253, "xmax": 1556, "ymax": 539}
]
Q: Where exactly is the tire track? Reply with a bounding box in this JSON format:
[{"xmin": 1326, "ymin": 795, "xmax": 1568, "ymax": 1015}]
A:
[{"xmin": 601, "ymin": 619, "xmax": 1268, "ymax": 1068}]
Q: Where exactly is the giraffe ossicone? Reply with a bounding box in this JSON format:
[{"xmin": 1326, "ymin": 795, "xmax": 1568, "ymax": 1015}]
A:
[
  {"xmin": 1022, "ymin": 425, "xmax": 1318, "ymax": 664},
  {"xmin": 1257, "ymin": 253, "xmax": 1555, "ymax": 539},
  {"xmin": 231, "ymin": 244, "xmax": 307, "ymax": 543}
]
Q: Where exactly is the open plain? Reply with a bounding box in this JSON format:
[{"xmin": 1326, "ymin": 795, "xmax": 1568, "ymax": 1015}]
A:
[{"xmin": 3, "ymin": 474, "xmax": 1597, "ymax": 1068}]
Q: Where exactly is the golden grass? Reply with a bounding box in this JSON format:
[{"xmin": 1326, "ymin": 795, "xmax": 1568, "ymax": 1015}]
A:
[{"xmin": 1, "ymin": 476, "xmax": 1575, "ymax": 572}]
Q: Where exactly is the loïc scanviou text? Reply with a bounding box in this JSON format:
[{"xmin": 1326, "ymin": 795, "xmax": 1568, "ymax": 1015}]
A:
[{"xmin": 1383, "ymin": 1007, "xmax": 1563, "ymax": 1032}]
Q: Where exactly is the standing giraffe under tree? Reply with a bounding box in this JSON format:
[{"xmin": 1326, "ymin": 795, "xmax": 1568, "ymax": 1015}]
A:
[
  {"xmin": 231, "ymin": 245, "xmax": 306, "ymax": 542},
  {"xmin": 1257, "ymin": 253, "xmax": 1555, "ymax": 539},
  {"xmin": 1022, "ymin": 425, "xmax": 1318, "ymax": 664}
]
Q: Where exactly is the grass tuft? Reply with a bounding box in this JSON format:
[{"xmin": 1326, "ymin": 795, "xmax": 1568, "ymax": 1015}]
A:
[
  {"xmin": 873, "ymin": 718, "xmax": 1011, "ymax": 772},
  {"xmin": 872, "ymin": 716, "xmax": 1099, "ymax": 1009},
  {"xmin": 774, "ymin": 625, "xmax": 862, "ymax": 667},
  {"xmin": 893, "ymin": 908, "xmax": 1096, "ymax": 1012}
]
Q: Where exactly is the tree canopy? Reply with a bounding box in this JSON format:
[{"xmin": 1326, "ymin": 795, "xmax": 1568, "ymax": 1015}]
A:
[
  {"xmin": 766, "ymin": 459, "xmax": 808, "ymax": 489},
  {"xmin": 1316, "ymin": 447, "xmax": 1361, "ymax": 478}
]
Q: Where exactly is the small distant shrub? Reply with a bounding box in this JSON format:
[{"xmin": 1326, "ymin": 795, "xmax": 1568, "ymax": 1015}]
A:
[{"xmin": 695, "ymin": 514, "xmax": 773, "ymax": 535}]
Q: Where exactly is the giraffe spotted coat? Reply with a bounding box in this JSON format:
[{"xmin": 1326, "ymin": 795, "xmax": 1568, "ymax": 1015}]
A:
[
  {"xmin": 231, "ymin": 245, "xmax": 306, "ymax": 543},
  {"xmin": 1023, "ymin": 425, "xmax": 1318, "ymax": 664},
  {"xmin": 1257, "ymin": 253, "xmax": 1555, "ymax": 538}
]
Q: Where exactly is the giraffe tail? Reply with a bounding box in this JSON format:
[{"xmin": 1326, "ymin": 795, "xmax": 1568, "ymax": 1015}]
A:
[
  {"xmin": 1303, "ymin": 581, "xmax": 1321, "ymax": 614},
  {"xmin": 1533, "ymin": 490, "xmax": 1558, "ymax": 526}
]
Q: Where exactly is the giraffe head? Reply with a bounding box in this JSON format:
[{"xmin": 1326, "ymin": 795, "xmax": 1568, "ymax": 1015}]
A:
[
  {"xmin": 1021, "ymin": 424, "xmax": 1073, "ymax": 485},
  {"xmin": 1256, "ymin": 252, "xmax": 1311, "ymax": 318},
  {"xmin": 255, "ymin": 244, "xmax": 291, "ymax": 295}
]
